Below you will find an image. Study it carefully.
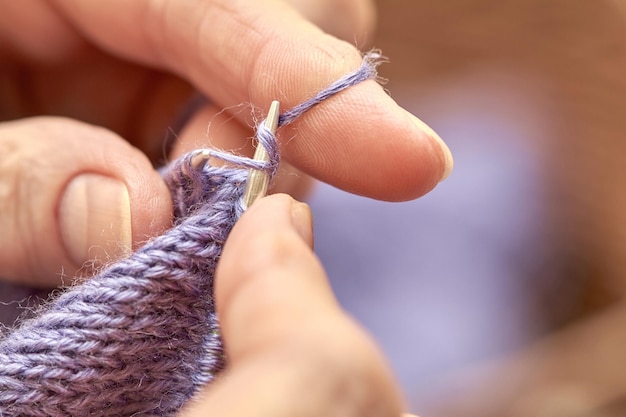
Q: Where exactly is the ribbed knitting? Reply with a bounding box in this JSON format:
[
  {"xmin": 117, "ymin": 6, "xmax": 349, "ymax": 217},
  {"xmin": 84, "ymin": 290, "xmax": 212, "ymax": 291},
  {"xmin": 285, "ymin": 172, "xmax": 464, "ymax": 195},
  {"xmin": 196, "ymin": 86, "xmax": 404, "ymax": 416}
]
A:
[{"xmin": 0, "ymin": 51, "xmax": 382, "ymax": 416}]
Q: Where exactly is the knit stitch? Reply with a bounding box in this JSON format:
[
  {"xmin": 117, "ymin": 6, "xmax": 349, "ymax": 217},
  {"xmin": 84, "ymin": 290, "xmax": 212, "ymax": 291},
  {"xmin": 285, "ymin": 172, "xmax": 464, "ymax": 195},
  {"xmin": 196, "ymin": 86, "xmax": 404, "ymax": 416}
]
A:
[{"xmin": 0, "ymin": 51, "xmax": 382, "ymax": 416}]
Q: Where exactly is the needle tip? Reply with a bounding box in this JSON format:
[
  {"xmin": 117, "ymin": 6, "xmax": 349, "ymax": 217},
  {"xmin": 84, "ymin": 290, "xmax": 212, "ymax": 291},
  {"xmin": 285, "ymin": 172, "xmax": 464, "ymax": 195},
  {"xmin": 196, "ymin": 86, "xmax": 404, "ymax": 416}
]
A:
[
  {"xmin": 242, "ymin": 100, "xmax": 281, "ymax": 209},
  {"xmin": 266, "ymin": 100, "xmax": 280, "ymax": 133}
]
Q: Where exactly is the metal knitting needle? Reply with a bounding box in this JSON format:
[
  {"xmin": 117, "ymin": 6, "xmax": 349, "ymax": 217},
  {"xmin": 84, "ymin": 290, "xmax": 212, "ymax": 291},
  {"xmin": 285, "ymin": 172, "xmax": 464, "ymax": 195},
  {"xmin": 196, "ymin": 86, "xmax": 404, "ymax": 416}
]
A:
[{"xmin": 242, "ymin": 100, "xmax": 280, "ymax": 208}]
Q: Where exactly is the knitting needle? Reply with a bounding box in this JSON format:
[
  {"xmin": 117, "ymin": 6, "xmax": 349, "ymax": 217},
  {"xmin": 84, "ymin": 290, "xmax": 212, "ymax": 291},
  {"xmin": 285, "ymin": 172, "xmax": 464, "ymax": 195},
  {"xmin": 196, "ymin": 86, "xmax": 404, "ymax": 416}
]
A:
[{"xmin": 242, "ymin": 100, "xmax": 280, "ymax": 208}]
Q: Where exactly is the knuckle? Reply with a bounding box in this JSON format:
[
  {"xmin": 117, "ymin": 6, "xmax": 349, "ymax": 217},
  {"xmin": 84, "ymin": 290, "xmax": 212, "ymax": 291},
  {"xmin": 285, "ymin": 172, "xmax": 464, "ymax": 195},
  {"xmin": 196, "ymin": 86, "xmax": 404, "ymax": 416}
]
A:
[
  {"xmin": 250, "ymin": 28, "xmax": 362, "ymax": 106},
  {"xmin": 0, "ymin": 124, "xmax": 45, "ymax": 279},
  {"xmin": 0, "ymin": 118, "xmax": 77, "ymax": 284},
  {"xmin": 0, "ymin": 124, "xmax": 43, "ymax": 232}
]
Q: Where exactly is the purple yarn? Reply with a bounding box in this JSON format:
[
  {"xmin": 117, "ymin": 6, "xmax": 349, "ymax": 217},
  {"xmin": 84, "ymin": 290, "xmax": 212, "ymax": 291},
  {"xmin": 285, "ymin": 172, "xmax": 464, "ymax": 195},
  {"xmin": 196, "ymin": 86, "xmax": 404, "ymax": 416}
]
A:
[
  {"xmin": 0, "ymin": 51, "xmax": 381, "ymax": 416},
  {"xmin": 278, "ymin": 51, "xmax": 384, "ymax": 127}
]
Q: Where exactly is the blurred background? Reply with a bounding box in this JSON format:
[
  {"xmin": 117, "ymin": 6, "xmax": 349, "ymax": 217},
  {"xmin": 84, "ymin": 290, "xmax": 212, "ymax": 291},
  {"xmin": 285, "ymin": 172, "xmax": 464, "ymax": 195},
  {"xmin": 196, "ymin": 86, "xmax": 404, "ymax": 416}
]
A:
[
  {"xmin": 2, "ymin": 1, "xmax": 626, "ymax": 416},
  {"xmin": 310, "ymin": 1, "xmax": 626, "ymax": 416}
]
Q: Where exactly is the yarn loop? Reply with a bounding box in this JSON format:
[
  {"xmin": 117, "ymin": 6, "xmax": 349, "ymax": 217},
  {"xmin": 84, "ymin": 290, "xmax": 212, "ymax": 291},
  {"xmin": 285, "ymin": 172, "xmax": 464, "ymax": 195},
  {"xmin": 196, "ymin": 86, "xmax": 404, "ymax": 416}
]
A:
[{"xmin": 0, "ymin": 51, "xmax": 382, "ymax": 416}]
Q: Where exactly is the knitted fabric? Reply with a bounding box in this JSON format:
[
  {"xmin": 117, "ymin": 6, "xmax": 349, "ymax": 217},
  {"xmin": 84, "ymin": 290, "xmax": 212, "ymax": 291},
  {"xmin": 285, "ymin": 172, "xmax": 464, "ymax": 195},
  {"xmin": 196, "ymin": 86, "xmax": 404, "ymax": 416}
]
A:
[{"xmin": 0, "ymin": 52, "xmax": 382, "ymax": 416}]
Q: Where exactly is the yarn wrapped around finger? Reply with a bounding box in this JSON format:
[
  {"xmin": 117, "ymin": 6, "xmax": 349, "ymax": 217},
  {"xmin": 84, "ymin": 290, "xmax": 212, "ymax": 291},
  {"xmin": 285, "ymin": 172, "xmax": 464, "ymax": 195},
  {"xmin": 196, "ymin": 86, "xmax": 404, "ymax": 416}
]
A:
[{"xmin": 0, "ymin": 51, "xmax": 383, "ymax": 417}]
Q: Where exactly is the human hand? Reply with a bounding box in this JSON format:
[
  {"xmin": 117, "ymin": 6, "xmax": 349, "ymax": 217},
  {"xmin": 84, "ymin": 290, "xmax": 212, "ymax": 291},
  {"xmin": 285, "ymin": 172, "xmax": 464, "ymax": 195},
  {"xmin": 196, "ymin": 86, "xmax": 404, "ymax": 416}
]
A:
[
  {"xmin": 0, "ymin": 0, "xmax": 452, "ymax": 286},
  {"xmin": 179, "ymin": 193, "xmax": 416, "ymax": 417}
]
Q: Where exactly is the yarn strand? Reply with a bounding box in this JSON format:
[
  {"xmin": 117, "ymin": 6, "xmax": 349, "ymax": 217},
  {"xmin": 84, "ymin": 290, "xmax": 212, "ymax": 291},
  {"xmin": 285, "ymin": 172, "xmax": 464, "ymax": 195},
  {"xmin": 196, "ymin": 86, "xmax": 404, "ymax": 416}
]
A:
[{"xmin": 0, "ymin": 51, "xmax": 382, "ymax": 417}]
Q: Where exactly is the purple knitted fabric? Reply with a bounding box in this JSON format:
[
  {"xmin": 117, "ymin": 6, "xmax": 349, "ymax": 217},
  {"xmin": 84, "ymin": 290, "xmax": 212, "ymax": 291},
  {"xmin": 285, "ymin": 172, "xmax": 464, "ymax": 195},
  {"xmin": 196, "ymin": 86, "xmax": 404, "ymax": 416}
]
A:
[{"xmin": 0, "ymin": 52, "xmax": 382, "ymax": 416}]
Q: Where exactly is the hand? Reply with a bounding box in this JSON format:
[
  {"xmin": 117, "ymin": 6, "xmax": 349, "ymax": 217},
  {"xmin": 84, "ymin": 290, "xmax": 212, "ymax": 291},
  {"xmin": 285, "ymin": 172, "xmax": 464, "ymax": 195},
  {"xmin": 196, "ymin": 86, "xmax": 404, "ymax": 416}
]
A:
[
  {"xmin": 179, "ymin": 194, "xmax": 414, "ymax": 417},
  {"xmin": 0, "ymin": 0, "xmax": 453, "ymax": 286}
]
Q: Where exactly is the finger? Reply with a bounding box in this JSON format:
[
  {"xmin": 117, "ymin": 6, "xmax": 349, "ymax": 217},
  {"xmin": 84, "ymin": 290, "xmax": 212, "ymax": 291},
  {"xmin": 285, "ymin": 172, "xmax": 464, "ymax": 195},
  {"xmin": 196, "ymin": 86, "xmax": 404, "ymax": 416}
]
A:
[
  {"xmin": 0, "ymin": 117, "xmax": 172, "ymax": 287},
  {"xmin": 171, "ymin": 103, "xmax": 315, "ymax": 199},
  {"xmin": 269, "ymin": 161, "xmax": 316, "ymax": 201},
  {"xmin": 50, "ymin": 0, "xmax": 453, "ymax": 201},
  {"xmin": 179, "ymin": 194, "xmax": 403, "ymax": 416},
  {"xmin": 169, "ymin": 102, "xmax": 256, "ymax": 160}
]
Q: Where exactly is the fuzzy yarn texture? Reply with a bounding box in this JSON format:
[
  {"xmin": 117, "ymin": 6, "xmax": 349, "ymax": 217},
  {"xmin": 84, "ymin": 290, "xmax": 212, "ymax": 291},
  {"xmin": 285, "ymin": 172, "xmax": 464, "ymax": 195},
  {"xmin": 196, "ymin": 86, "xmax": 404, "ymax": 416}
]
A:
[{"xmin": 0, "ymin": 52, "xmax": 382, "ymax": 417}]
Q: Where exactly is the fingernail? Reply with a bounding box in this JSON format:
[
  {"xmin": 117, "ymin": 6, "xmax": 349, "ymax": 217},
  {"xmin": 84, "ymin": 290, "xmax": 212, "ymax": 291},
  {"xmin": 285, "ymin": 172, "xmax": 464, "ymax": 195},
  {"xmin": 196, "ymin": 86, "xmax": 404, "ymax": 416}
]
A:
[
  {"xmin": 289, "ymin": 200, "xmax": 314, "ymax": 248},
  {"xmin": 408, "ymin": 113, "xmax": 454, "ymax": 182},
  {"xmin": 59, "ymin": 174, "xmax": 132, "ymax": 267}
]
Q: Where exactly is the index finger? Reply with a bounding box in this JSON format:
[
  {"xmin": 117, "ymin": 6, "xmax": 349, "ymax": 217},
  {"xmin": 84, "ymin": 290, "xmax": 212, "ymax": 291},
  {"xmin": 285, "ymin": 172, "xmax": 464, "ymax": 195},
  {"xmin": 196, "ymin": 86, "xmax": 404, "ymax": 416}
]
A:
[{"xmin": 51, "ymin": 0, "xmax": 453, "ymax": 200}]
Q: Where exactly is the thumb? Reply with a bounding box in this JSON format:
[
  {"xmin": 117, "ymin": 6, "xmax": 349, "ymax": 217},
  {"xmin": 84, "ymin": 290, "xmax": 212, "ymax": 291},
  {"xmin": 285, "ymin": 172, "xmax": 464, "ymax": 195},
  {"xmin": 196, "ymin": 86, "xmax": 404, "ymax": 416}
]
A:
[
  {"xmin": 0, "ymin": 117, "xmax": 172, "ymax": 287},
  {"xmin": 181, "ymin": 194, "xmax": 404, "ymax": 417}
]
